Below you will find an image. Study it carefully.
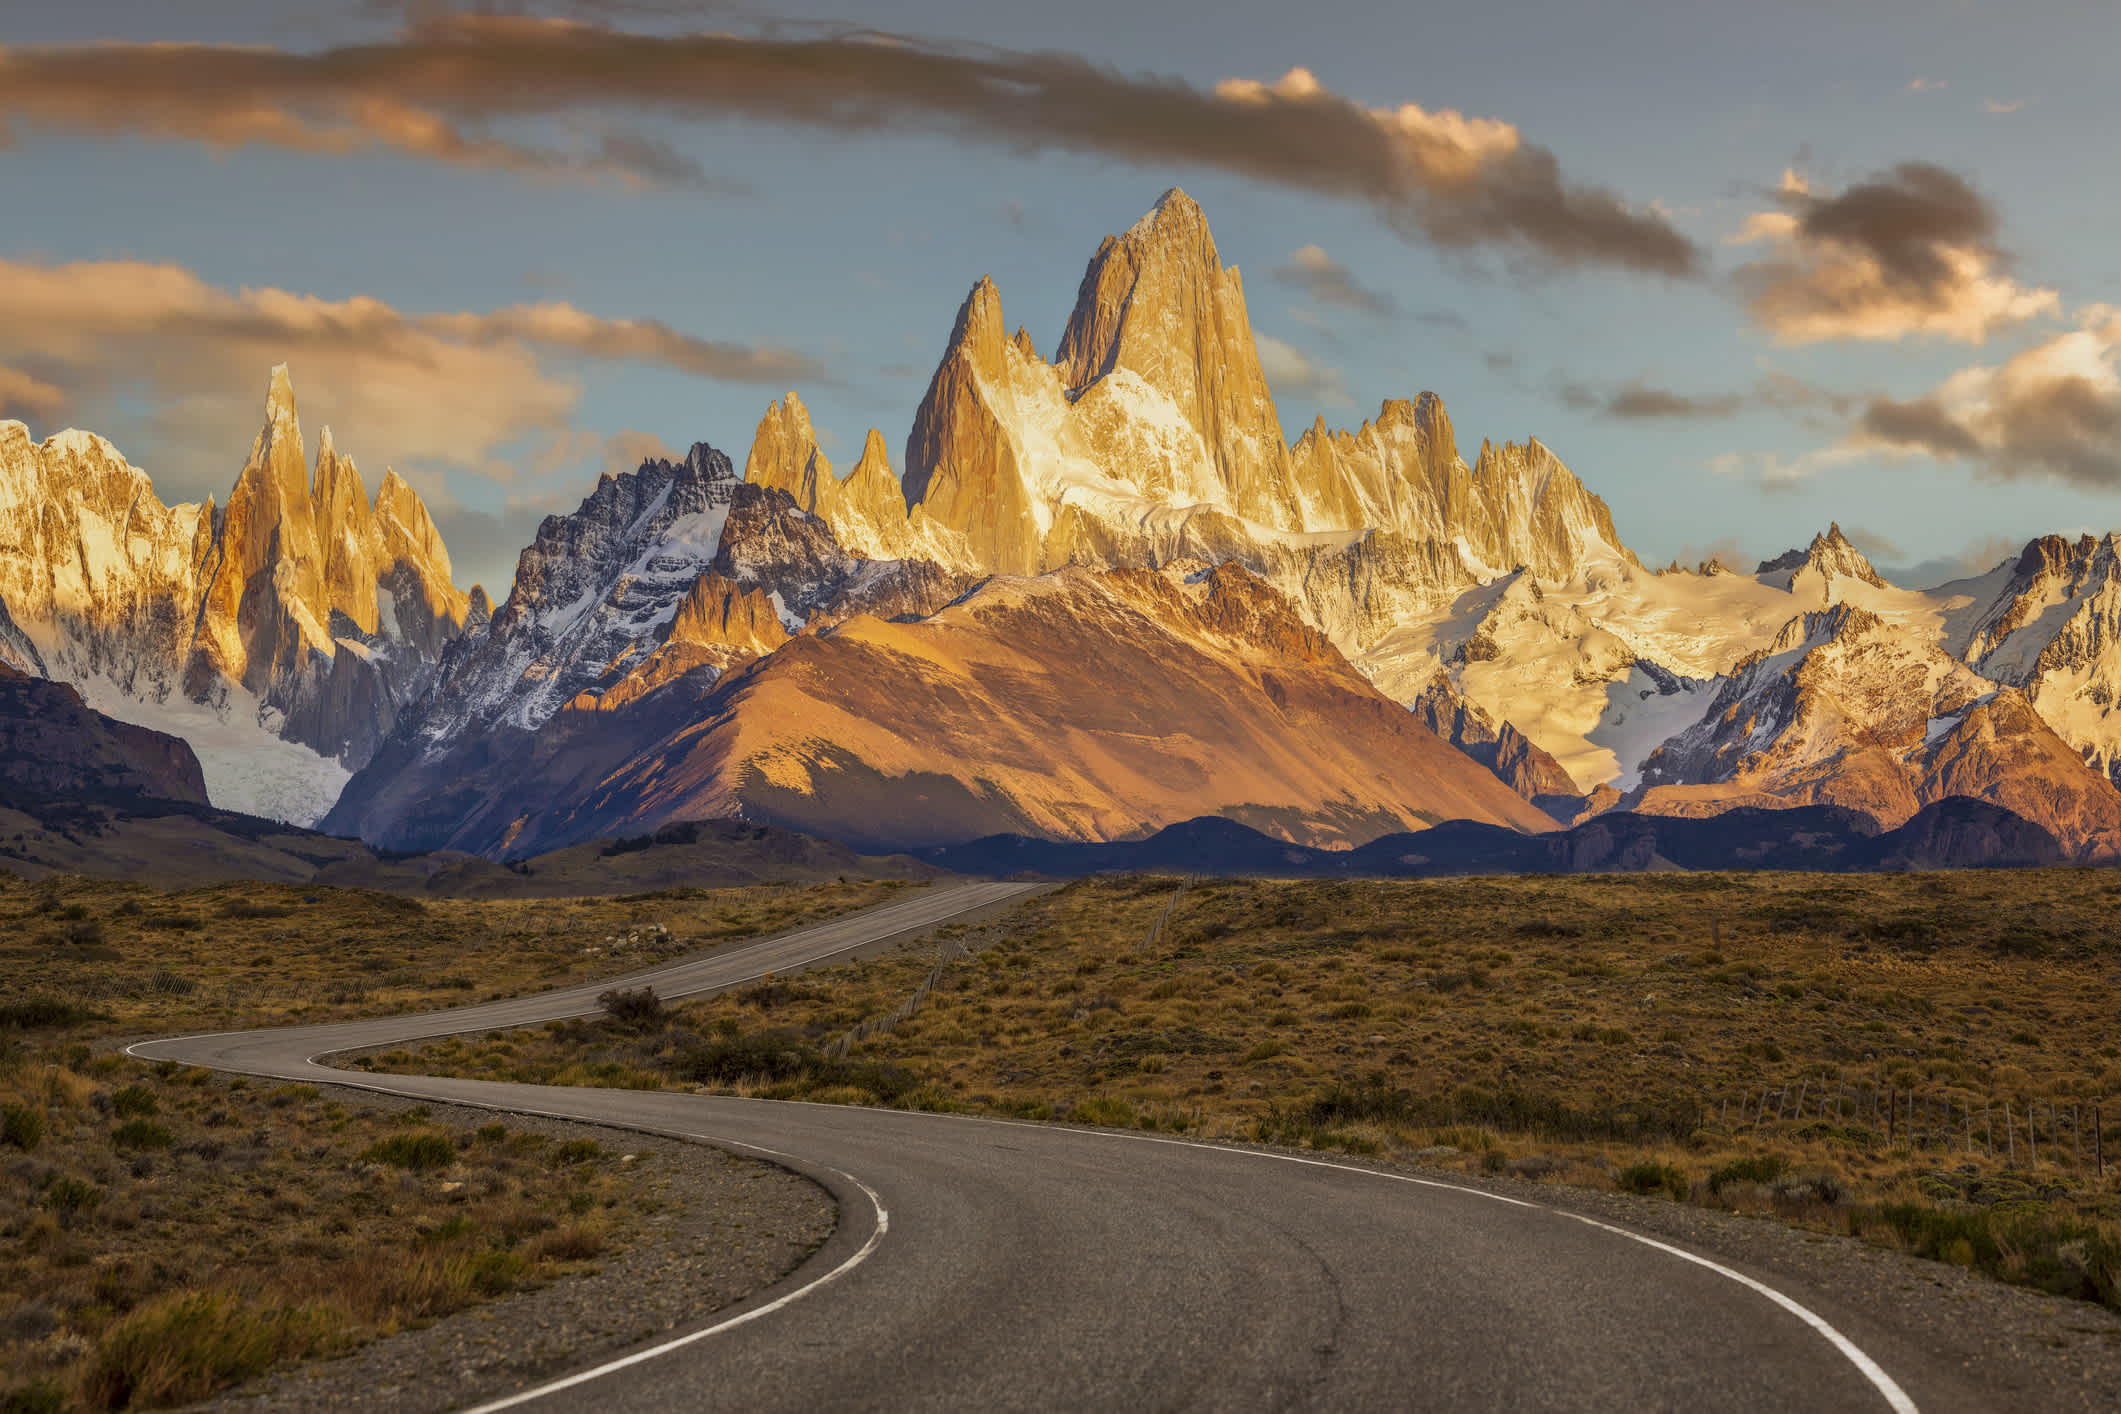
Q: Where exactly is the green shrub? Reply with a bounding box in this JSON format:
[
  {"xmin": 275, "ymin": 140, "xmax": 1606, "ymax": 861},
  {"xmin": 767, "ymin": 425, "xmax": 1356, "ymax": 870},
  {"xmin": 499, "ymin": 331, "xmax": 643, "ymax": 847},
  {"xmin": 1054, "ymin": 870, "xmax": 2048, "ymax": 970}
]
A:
[
  {"xmin": 111, "ymin": 1084, "xmax": 158, "ymax": 1118},
  {"xmin": 1708, "ymin": 1154, "xmax": 1787, "ymax": 1194},
  {"xmin": 551, "ymin": 1139, "xmax": 603, "ymax": 1166},
  {"xmin": 361, "ymin": 1131, "xmax": 457, "ymax": 1171},
  {"xmin": 42, "ymin": 1175, "xmax": 103, "ymax": 1221},
  {"xmin": 1072, "ymin": 1096, "xmax": 1137, "ymax": 1127},
  {"xmin": 1, "ymin": 1104, "xmax": 43, "ymax": 1151},
  {"xmin": 1615, "ymin": 1160, "xmax": 1688, "ymax": 1200},
  {"xmin": 112, "ymin": 1119, "xmax": 173, "ymax": 1150},
  {"xmin": 597, "ymin": 986, "xmax": 665, "ymax": 1029},
  {"xmin": 0, "ymin": 998, "xmax": 103, "ymax": 1030}
]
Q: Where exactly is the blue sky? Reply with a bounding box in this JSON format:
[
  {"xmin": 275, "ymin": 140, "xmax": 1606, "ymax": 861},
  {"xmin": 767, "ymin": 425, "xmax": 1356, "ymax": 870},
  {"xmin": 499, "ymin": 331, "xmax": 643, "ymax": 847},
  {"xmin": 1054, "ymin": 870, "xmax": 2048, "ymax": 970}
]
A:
[{"xmin": 4, "ymin": 0, "xmax": 2119, "ymax": 593}]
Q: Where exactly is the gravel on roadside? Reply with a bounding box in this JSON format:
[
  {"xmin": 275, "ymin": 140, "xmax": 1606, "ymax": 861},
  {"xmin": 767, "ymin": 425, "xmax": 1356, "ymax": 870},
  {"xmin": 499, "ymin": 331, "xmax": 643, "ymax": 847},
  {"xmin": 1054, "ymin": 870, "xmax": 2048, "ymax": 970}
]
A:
[{"xmin": 202, "ymin": 1091, "xmax": 835, "ymax": 1414}]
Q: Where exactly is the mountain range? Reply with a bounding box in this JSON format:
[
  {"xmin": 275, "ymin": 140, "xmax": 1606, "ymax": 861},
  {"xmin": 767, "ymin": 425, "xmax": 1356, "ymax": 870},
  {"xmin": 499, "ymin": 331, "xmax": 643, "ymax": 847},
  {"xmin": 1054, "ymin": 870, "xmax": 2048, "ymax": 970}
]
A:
[{"xmin": 9, "ymin": 189, "xmax": 2121, "ymax": 865}]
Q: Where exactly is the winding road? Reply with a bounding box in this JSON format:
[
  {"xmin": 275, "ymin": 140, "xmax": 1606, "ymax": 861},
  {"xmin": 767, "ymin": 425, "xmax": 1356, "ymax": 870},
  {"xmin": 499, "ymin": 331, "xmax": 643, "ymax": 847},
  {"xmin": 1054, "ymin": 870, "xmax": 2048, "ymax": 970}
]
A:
[{"xmin": 128, "ymin": 881, "xmax": 2031, "ymax": 1411}]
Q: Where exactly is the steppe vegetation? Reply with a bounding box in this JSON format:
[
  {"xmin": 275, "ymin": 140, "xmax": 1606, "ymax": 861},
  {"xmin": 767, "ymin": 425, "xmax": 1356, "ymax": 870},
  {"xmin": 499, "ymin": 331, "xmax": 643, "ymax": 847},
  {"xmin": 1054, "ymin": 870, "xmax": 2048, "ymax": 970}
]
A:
[
  {"xmin": 0, "ymin": 872, "xmax": 900, "ymax": 1410},
  {"xmin": 373, "ymin": 869, "xmax": 2121, "ymax": 1313}
]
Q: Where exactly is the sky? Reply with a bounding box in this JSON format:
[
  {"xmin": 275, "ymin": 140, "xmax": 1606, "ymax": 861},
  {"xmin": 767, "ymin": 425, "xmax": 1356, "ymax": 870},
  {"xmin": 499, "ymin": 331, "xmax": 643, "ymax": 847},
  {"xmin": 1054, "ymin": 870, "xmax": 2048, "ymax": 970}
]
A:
[{"xmin": 3, "ymin": 0, "xmax": 2120, "ymax": 595}]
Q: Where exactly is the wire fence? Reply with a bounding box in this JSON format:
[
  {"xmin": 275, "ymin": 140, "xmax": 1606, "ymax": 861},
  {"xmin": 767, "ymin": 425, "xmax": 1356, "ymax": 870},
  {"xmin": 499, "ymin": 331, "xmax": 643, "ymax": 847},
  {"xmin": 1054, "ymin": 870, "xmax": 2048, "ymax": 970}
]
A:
[{"xmin": 1721, "ymin": 1077, "xmax": 2106, "ymax": 1177}]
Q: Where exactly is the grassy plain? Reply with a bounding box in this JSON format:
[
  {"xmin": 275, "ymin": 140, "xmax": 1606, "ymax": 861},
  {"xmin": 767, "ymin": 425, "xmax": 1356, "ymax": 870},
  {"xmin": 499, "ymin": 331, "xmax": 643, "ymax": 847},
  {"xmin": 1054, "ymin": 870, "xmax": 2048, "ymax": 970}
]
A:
[
  {"xmin": 373, "ymin": 869, "xmax": 2121, "ymax": 1312},
  {"xmin": 0, "ymin": 871, "xmax": 908, "ymax": 1411}
]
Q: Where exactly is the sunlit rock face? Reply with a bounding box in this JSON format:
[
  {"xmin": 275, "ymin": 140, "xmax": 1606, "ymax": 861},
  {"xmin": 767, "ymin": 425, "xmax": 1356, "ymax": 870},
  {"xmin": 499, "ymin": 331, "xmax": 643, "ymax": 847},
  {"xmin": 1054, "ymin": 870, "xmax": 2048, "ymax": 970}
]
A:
[
  {"xmin": 1631, "ymin": 603, "xmax": 2121, "ymax": 860},
  {"xmin": 0, "ymin": 366, "xmax": 471, "ymax": 822}
]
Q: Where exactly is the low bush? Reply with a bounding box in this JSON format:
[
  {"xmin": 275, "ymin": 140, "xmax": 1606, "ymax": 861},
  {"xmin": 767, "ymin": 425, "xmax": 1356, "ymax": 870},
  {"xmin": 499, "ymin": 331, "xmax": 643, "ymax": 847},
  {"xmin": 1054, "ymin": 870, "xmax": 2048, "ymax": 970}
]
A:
[
  {"xmin": 1, "ymin": 1103, "xmax": 43, "ymax": 1151},
  {"xmin": 1615, "ymin": 1160, "xmax": 1688, "ymax": 1200},
  {"xmin": 361, "ymin": 1131, "xmax": 457, "ymax": 1172},
  {"xmin": 84, "ymin": 1290, "xmax": 341, "ymax": 1410},
  {"xmin": 1708, "ymin": 1154, "xmax": 1787, "ymax": 1195}
]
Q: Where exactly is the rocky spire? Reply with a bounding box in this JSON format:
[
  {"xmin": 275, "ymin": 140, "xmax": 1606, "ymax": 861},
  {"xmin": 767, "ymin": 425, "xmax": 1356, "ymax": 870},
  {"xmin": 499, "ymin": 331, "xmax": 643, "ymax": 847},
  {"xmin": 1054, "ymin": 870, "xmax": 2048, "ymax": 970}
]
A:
[
  {"xmin": 744, "ymin": 392, "xmax": 836, "ymax": 515},
  {"xmin": 1053, "ymin": 189, "xmax": 1298, "ymax": 530},
  {"xmin": 902, "ymin": 275, "xmax": 1041, "ymax": 573}
]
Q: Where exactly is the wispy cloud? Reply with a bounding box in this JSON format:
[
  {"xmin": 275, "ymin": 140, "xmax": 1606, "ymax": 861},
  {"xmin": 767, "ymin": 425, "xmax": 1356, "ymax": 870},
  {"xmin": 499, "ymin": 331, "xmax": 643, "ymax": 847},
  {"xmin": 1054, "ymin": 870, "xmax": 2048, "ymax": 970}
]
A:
[
  {"xmin": 1729, "ymin": 164, "xmax": 2057, "ymax": 343},
  {"xmin": 1905, "ymin": 77, "xmax": 1947, "ymax": 93},
  {"xmin": 0, "ymin": 16, "xmax": 1700, "ymax": 276},
  {"xmin": 1271, "ymin": 244, "xmax": 1397, "ymax": 315},
  {"xmin": 1981, "ymin": 98, "xmax": 2024, "ymax": 115},
  {"xmin": 1256, "ymin": 333, "xmax": 1353, "ymax": 408}
]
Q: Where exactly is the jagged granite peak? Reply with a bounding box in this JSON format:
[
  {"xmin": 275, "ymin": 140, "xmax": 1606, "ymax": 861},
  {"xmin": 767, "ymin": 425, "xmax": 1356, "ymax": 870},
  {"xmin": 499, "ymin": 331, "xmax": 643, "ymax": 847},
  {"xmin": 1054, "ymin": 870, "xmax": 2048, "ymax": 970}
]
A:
[
  {"xmin": 1053, "ymin": 187, "xmax": 1299, "ymax": 530},
  {"xmin": 0, "ymin": 366, "xmax": 475, "ymax": 822},
  {"xmin": 1760, "ymin": 522, "xmax": 1887, "ymax": 599},
  {"xmin": 189, "ymin": 364, "xmax": 333, "ymax": 697},
  {"xmin": 744, "ymin": 391, "xmax": 836, "ymax": 515},
  {"xmin": 902, "ymin": 274, "xmax": 1044, "ymax": 573}
]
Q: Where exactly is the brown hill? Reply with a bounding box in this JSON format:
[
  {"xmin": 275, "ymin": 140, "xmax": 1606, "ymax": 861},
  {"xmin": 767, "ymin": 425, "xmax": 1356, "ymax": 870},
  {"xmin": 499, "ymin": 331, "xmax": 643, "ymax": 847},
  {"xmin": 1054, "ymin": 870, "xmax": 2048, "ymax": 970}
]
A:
[{"xmin": 443, "ymin": 561, "xmax": 1556, "ymax": 857}]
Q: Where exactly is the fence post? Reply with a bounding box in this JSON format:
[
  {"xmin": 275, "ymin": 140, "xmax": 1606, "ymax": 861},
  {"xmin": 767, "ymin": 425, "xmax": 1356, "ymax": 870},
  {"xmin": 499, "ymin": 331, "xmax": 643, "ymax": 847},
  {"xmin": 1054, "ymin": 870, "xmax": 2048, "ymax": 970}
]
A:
[
  {"xmin": 2097, "ymin": 1105, "xmax": 2104, "ymax": 1181},
  {"xmin": 2006, "ymin": 1102, "xmax": 2016, "ymax": 1165},
  {"xmin": 2075, "ymin": 1103, "xmax": 2082, "ymax": 1171},
  {"xmin": 2031, "ymin": 1105, "xmax": 2039, "ymax": 1169},
  {"xmin": 1794, "ymin": 1077, "xmax": 1808, "ymax": 1121}
]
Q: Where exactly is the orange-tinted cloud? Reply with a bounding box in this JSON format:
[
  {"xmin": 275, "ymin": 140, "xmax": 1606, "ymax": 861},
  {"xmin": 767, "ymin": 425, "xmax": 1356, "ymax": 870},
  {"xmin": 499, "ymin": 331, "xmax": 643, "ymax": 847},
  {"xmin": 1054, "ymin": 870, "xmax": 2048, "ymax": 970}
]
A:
[
  {"xmin": 0, "ymin": 256, "xmax": 816, "ymax": 496},
  {"xmin": 1857, "ymin": 307, "xmax": 2121, "ymax": 487},
  {"xmin": 0, "ymin": 16, "xmax": 1699, "ymax": 276},
  {"xmin": 1730, "ymin": 165, "xmax": 2057, "ymax": 343}
]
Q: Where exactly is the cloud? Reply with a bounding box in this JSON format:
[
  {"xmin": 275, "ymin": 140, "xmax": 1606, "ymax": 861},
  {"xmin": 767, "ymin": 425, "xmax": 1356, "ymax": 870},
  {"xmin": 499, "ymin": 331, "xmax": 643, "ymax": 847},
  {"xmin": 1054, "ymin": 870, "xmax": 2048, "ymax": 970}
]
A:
[
  {"xmin": 0, "ymin": 16, "xmax": 1700, "ymax": 276},
  {"xmin": 599, "ymin": 428, "xmax": 682, "ymax": 477},
  {"xmin": 1730, "ymin": 164, "xmax": 2057, "ymax": 343},
  {"xmin": 1413, "ymin": 309, "xmax": 1469, "ymax": 332},
  {"xmin": 1255, "ymin": 334, "xmax": 1353, "ymax": 408},
  {"xmin": 1854, "ymin": 306, "xmax": 2121, "ymax": 487},
  {"xmin": 1483, "ymin": 351, "xmax": 1515, "ymax": 373},
  {"xmin": 1982, "ymin": 99, "xmax": 2023, "ymax": 115},
  {"xmin": 1873, "ymin": 533, "xmax": 2026, "ymax": 589},
  {"xmin": 1602, "ymin": 382, "xmax": 1745, "ymax": 420},
  {"xmin": 1002, "ymin": 198, "xmax": 1031, "ymax": 235},
  {"xmin": 0, "ymin": 255, "xmax": 816, "ymax": 514},
  {"xmin": 1271, "ymin": 244, "xmax": 1396, "ymax": 315},
  {"xmin": 1905, "ymin": 77, "xmax": 1947, "ymax": 93},
  {"xmin": 0, "ymin": 366, "xmax": 63, "ymax": 419}
]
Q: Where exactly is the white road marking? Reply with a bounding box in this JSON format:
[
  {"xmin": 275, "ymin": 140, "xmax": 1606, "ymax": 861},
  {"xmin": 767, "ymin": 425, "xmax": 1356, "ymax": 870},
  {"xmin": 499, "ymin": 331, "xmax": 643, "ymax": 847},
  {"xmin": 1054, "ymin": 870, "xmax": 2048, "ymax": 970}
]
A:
[{"xmin": 459, "ymin": 1149, "xmax": 889, "ymax": 1414}]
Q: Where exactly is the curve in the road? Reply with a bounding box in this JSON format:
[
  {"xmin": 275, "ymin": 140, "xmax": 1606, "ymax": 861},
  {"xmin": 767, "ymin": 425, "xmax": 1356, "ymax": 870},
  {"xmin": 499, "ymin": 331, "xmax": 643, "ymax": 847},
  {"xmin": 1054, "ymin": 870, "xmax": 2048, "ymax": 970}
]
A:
[{"xmin": 133, "ymin": 881, "xmax": 1940, "ymax": 1413}]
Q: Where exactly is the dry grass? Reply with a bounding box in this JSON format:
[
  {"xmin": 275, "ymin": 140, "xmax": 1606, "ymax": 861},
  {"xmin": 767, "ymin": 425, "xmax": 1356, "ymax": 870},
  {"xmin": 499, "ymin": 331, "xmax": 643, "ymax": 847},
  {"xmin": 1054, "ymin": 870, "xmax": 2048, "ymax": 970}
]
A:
[
  {"xmin": 0, "ymin": 871, "xmax": 906, "ymax": 1410},
  {"xmin": 0, "ymin": 873, "xmax": 918, "ymax": 1038},
  {"xmin": 0, "ymin": 1051, "xmax": 643, "ymax": 1410},
  {"xmin": 375, "ymin": 869, "xmax": 2121, "ymax": 1313}
]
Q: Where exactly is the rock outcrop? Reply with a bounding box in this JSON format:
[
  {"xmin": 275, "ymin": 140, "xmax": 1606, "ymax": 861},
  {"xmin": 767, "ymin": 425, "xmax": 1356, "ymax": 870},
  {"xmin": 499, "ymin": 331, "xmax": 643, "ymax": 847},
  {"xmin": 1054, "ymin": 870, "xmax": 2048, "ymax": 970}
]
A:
[{"xmin": 0, "ymin": 661, "xmax": 209, "ymax": 805}]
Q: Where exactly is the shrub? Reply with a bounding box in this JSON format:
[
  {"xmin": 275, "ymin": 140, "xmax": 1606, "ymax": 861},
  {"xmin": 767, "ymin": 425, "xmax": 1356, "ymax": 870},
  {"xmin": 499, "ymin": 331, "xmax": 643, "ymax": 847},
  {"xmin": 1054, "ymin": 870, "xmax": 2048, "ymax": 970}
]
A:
[
  {"xmin": 111, "ymin": 1084, "xmax": 158, "ymax": 1118},
  {"xmin": 0, "ymin": 998, "xmax": 103, "ymax": 1030},
  {"xmin": 42, "ymin": 1175, "xmax": 103, "ymax": 1222},
  {"xmin": 551, "ymin": 1139, "xmax": 603, "ymax": 1166},
  {"xmin": 1708, "ymin": 1154, "xmax": 1787, "ymax": 1194},
  {"xmin": 113, "ymin": 1119, "xmax": 174, "ymax": 1150},
  {"xmin": 1, "ymin": 1104, "xmax": 43, "ymax": 1151},
  {"xmin": 1072, "ymin": 1096, "xmax": 1137, "ymax": 1127},
  {"xmin": 84, "ymin": 1290, "xmax": 340, "ymax": 1410},
  {"xmin": 597, "ymin": 986, "xmax": 665, "ymax": 1030},
  {"xmin": 1615, "ymin": 1161, "xmax": 1688, "ymax": 1200},
  {"xmin": 361, "ymin": 1131, "xmax": 457, "ymax": 1171}
]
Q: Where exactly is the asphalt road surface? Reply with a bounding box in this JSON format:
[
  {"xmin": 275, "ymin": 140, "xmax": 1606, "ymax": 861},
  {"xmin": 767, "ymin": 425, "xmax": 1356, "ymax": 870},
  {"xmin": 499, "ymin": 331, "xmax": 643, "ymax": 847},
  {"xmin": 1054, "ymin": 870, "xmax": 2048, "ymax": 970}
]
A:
[{"xmin": 131, "ymin": 881, "xmax": 2007, "ymax": 1412}]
